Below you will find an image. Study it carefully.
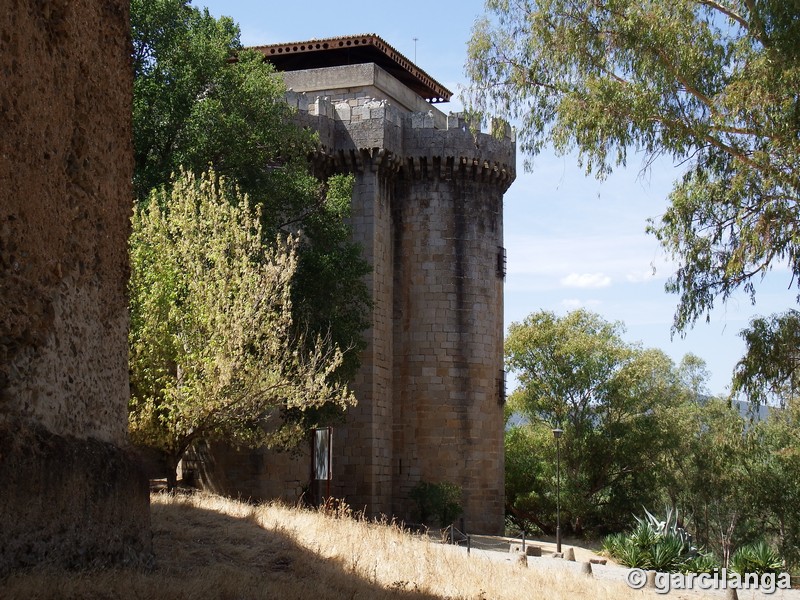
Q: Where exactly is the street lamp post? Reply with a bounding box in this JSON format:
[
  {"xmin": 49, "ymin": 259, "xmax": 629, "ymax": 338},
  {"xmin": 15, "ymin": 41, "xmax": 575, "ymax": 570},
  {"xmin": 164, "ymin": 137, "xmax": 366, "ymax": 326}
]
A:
[{"xmin": 552, "ymin": 427, "xmax": 563, "ymax": 554}]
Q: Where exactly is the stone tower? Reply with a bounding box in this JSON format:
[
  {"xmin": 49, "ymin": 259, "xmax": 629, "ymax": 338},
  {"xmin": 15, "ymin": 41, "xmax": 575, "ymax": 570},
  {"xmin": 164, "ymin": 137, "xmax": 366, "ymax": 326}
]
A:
[
  {"xmin": 263, "ymin": 35, "xmax": 516, "ymax": 534},
  {"xmin": 192, "ymin": 35, "xmax": 515, "ymax": 534}
]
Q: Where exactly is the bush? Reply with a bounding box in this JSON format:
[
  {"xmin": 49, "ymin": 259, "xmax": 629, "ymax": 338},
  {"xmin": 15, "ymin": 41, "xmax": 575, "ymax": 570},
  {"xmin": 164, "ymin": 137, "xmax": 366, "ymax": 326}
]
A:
[
  {"xmin": 410, "ymin": 481, "xmax": 463, "ymax": 527},
  {"xmin": 616, "ymin": 541, "xmax": 651, "ymax": 569},
  {"xmin": 603, "ymin": 507, "xmax": 718, "ymax": 573},
  {"xmin": 601, "ymin": 532, "xmax": 626, "ymax": 557},
  {"xmin": 730, "ymin": 541, "xmax": 784, "ymax": 575},
  {"xmin": 682, "ymin": 553, "xmax": 719, "ymax": 574}
]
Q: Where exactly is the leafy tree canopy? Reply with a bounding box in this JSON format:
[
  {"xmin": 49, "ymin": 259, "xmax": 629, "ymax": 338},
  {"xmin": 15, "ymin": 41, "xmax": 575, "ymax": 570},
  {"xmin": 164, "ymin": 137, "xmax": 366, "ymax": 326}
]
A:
[
  {"xmin": 466, "ymin": 1, "xmax": 800, "ymax": 331},
  {"xmin": 129, "ymin": 171, "xmax": 355, "ymax": 489},
  {"xmin": 131, "ymin": 0, "xmax": 370, "ymax": 384},
  {"xmin": 505, "ymin": 310, "xmax": 690, "ymax": 533},
  {"xmin": 132, "ymin": 0, "xmax": 310, "ymax": 203},
  {"xmin": 733, "ymin": 309, "xmax": 800, "ymax": 407}
]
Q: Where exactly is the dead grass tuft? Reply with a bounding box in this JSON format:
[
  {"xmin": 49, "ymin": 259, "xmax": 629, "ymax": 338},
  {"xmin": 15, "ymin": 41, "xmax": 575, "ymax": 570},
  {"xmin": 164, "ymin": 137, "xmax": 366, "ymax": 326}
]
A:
[{"xmin": 1, "ymin": 492, "xmax": 664, "ymax": 599}]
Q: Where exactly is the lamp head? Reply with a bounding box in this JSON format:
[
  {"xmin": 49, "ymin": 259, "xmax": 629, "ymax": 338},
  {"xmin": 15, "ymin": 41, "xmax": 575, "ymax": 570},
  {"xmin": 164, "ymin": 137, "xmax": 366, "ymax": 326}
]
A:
[{"xmin": 552, "ymin": 427, "xmax": 564, "ymax": 439}]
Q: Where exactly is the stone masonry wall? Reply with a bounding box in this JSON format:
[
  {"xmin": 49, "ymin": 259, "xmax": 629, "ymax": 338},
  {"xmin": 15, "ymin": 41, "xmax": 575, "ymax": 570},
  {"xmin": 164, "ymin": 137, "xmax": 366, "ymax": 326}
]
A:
[
  {"xmin": 387, "ymin": 116, "xmax": 511, "ymax": 533},
  {"xmin": 0, "ymin": 0, "xmax": 151, "ymax": 573},
  {"xmin": 392, "ymin": 175, "xmax": 505, "ymax": 532},
  {"xmin": 318, "ymin": 94, "xmax": 512, "ymax": 532},
  {"xmin": 195, "ymin": 82, "xmax": 514, "ymax": 534},
  {"xmin": 331, "ymin": 168, "xmax": 395, "ymax": 515}
]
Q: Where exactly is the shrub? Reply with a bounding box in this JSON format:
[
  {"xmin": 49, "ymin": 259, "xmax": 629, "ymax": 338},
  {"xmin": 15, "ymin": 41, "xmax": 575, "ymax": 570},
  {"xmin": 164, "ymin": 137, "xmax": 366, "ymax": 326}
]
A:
[
  {"xmin": 601, "ymin": 532, "xmax": 626, "ymax": 557},
  {"xmin": 409, "ymin": 481, "xmax": 463, "ymax": 527},
  {"xmin": 682, "ymin": 553, "xmax": 719, "ymax": 574},
  {"xmin": 730, "ymin": 541, "xmax": 784, "ymax": 575},
  {"xmin": 603, "ymin": 507, "xmax": 718, "ymax": 573},
  {"xmin": 650, "ymin": 535, "xmax": 688, "ymax": 571},
  {"xmin": 616, "ymin": 541, "xmax": 651, "ymax": 569}
]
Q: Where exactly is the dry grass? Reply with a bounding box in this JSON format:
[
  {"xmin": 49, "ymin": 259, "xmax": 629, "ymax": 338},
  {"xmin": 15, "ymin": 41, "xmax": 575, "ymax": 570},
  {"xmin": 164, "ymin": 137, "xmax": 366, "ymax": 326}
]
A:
[{"xmin": 2, "ymin": 492, "xmax": 664, "ymax": 599}]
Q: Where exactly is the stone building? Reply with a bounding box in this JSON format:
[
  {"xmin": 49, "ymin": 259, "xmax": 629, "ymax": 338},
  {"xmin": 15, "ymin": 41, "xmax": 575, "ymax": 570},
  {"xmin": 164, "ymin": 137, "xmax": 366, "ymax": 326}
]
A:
[
  {"xmin": 192, "ymin": 34, "xmax": 515, "ymax": 534},
  {"xmin": 0, "ymin": 0, "xmax": 151, "ymax": 573}
]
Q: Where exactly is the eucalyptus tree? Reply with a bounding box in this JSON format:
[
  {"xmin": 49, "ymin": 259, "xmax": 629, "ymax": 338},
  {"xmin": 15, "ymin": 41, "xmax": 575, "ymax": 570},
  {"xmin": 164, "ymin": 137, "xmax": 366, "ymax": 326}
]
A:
[
  {"xmin": 466, "ymin": 1, "xmax": 800, "ymax": 331},
  {"xmin": 733, "ymin": 310, "xmax": 800, "ymax": 408}
]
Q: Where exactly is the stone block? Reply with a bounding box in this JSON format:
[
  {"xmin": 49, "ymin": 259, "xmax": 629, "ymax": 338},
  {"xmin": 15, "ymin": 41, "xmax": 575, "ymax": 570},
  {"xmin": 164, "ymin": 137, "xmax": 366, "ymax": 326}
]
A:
[{"xmin": 335, "ymin": 102, "xmax": 352, "ymax": 121}]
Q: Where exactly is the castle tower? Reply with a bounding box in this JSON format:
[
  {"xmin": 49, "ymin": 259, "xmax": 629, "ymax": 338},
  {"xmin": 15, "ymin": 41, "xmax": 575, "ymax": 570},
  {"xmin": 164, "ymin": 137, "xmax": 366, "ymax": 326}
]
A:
[
  {"xmin": 258, "ymin": 35, "xmax": 516, "ymax": 534},
  {"xmin": 190, "ymin": 35, "xmax": 514, "ymax": 534}
]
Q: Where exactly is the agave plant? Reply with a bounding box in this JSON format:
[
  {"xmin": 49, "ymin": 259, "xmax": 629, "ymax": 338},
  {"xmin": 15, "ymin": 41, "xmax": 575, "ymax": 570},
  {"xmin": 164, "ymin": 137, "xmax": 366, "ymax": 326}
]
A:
[
  {"xmin": 603, "ymin": 507, "xmax": 713, "ymax": 573},
  {"xmin": 650, "ymin": 534, "xmax": 688, "ymax": 571},
  {"xmin": 635, "ymin": 506, "xmax": 693, "ymax": 548},
  {"xmin": 681, "ymin": 552, "xmax": 720, "ymax": 574}
]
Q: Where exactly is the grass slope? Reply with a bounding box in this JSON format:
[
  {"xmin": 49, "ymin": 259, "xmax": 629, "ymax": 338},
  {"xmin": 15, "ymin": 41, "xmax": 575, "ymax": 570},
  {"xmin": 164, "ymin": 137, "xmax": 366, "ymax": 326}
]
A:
[{"xmin": 2, "ymin": 492, "xmax": 661, "ymax": 599}]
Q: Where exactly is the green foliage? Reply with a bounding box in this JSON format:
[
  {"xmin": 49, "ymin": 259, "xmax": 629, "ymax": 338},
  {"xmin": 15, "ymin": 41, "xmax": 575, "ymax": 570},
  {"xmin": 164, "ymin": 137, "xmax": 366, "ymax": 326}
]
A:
[
  {"xmin": 604, "ymin": 508, "xmax": 715, "ymax": 572},
  {"xmin": 739, "ymin": 404, "xmax": 800, "ymax": 570},
  {"xmin": 662, "ymin": 397, "xmax": 756, "ymax": 566},
  {"xmin": 131, "ymin": 0, "xmax": 310, "ymax": 202},
  {"xmin": 650, "ymin": 536, "xmax": 689, "ymax": 572},
  {"xmin": 629, "ymin": 521, "xmax": 659, "ymax": 554},
  {"xmin": 616, "ymin": 543, "xmax": 652, "ymax": 570},
  {"xmin": 660, "ymin": 396, "xmax": 800, "ymax": 571},
  {"xmin": 682, "ymin": 553, "xmax": 720, "ymax": 574},
  {"xmin": 466, "ymin": 1, "xmax": 800, "ymax": 331},
  {"xmin": 128, "ymin": 170, "xmax": 355, "ymax": 487},
  {"xmin": 504, "ymin": 422, "xmax": 550, "ymax": 534},
  {"xmin": 504, "ymin": 310, "xmax": 689, "ymax": 534},
  {"xmin": 506, "ymin": 310, "xmax": 800, "ymax": 569},
  {"xmin": 601, "ymin": 532, "xmax": 626, "ymax": 558},
  {"xmin": 131, "ymin": 0, "xmax": 371, "ymax": 411},
  {"xmin": 409, "ymin": 481, "xmax": 463, "ymax": 527},
  {"xmin": 730, "ymin": 541, "xmax": 784, "ymax": 575},
  {"xmin": 733, "ymin": 310, "xmax": 800, "ymax": 408}
]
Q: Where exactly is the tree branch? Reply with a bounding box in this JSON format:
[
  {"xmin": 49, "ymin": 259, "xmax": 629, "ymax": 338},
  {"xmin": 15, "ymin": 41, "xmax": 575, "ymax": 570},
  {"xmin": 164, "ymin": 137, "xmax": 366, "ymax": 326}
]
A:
[{"xmin": 697, "ymin": 0, "xmax": 749, "ymax": 31}]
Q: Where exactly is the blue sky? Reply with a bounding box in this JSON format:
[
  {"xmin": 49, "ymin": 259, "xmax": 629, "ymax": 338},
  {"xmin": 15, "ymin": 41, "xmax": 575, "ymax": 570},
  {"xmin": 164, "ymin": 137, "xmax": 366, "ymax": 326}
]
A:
[{"xmin": 197, "ymin": 0, "xmax": 794, "ymax": 396}]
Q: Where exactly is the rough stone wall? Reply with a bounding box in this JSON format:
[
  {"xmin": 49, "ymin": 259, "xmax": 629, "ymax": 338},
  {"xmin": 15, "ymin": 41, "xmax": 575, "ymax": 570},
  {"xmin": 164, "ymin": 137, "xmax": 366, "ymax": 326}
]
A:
[
  {"xmin": 0, "ymin": 0, "xmax": 151, "ymax": 573},
  {"xmin": 385, "ymin": 117, "xmax": 510, "ymax": 533},
  {"xmin": 311, "ymin": 97, "xmax": 512, "ymax": 533},
  {"xmin": 392, "ymin": 175, "xmax": 505, "ymax": 533},
  {"xmin": 183, "ymin": 441, "xmax": 310, "ymax": 504}
]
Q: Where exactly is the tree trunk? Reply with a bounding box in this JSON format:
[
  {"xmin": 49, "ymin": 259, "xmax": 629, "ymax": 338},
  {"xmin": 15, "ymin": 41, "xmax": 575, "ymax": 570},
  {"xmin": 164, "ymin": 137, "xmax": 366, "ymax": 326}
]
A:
[{"xmin": 166, "ymin": 454, "xmax": 179, "ymax": 493}]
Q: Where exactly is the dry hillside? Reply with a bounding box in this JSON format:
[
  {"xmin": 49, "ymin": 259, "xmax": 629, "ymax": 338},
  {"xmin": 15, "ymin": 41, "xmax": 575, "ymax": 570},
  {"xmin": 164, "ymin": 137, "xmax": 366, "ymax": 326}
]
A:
[{"xmin": 1, "ymin": 492, "xmax": 684, "ymax": 599}]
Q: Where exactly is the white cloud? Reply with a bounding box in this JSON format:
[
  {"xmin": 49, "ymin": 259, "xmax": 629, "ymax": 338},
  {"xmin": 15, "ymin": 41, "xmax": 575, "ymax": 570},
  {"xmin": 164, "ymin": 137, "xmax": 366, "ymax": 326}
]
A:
[{"xmin": 560, "ymin": 272, "xmax": 612, "ymax": 288}]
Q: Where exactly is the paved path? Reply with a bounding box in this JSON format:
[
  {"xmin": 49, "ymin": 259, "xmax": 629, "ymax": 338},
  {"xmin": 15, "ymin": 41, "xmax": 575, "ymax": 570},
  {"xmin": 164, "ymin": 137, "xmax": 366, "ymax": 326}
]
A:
[{"xmin": 431, "ymin": 535, "xmax": 799, "ymax": 600}]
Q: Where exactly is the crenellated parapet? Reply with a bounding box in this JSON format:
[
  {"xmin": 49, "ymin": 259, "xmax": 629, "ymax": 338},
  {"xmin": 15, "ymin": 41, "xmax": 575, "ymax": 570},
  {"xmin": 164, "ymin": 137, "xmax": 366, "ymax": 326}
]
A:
[{"xmin": 286, "ymin": 91, "xmax": 515, "ymax": 189}]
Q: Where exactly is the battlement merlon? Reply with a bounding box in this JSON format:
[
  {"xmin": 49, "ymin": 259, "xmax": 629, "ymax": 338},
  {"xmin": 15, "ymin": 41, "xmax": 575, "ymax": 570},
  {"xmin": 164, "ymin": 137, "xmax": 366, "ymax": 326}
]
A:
[{"xmin": 285, "ymin": 91, "xmax": 516, "ymax": 189}]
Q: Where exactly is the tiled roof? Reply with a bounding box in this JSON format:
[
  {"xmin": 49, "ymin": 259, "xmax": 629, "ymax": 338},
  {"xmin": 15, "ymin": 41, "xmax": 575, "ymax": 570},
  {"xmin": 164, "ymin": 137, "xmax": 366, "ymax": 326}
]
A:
[{"xmin": 250, "ymin": 34, "xmax": 452, "ymax": 103}]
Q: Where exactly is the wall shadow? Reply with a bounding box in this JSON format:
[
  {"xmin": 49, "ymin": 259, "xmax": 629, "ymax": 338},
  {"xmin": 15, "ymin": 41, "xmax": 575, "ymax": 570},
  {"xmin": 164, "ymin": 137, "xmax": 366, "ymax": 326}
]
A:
[{"xmin": 1, "ymin": 496, "xmax": 449, "ymax": 599}]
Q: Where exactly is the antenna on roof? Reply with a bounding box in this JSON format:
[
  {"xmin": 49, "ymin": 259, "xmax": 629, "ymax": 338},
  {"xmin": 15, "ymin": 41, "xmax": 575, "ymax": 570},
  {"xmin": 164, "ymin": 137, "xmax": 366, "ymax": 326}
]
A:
[{"xmin": 413, "ymin": 37, "xmax": 418, "ymax": 63}]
